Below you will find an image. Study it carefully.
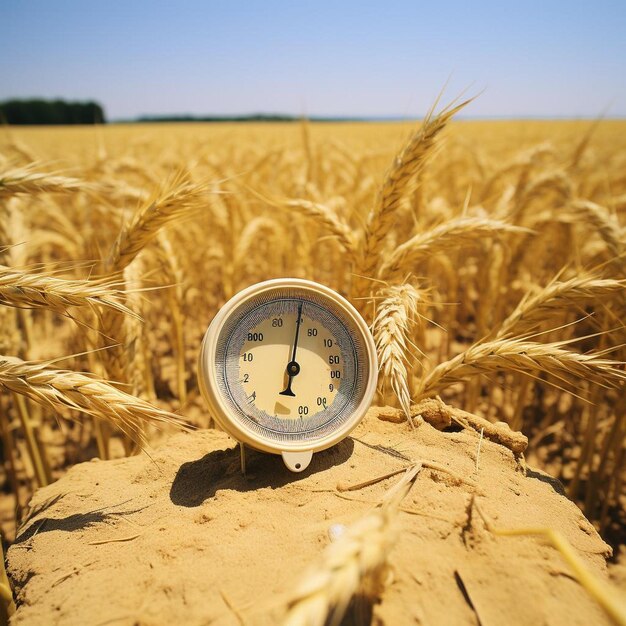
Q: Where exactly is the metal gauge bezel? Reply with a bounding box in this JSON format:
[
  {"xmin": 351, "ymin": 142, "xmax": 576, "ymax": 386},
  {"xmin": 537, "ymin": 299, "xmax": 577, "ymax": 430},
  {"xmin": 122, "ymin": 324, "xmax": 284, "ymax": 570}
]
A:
[{"xmin": 198, "ymin": 278, "xmax": 378, "ymax": 456}]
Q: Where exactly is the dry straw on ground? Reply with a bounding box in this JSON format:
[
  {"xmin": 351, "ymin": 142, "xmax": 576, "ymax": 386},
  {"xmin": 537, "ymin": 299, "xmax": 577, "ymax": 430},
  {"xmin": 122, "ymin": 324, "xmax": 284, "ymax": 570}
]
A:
[{"xmin": 283, "ymin": 464, "xmax": 422, "ymax": 626}]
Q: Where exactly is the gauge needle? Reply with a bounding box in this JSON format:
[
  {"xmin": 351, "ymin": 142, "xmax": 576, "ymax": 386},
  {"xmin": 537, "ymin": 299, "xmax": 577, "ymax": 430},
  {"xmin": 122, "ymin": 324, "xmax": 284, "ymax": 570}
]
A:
[{"xmin": 279, "ymin": 302, "xmax": 303, "ymax": 397}]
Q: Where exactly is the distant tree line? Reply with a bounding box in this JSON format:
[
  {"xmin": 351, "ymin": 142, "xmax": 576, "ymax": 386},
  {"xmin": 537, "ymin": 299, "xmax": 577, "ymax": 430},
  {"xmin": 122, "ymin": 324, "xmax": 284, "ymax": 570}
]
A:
[
  {"xmin": 0, "ymin": 99, "xmax": 106, "ymax": 125},
  {"xmin": 136, "ymin": 113, "xmax": 299, "ymax": 123},
  {"xmin": 134, "ymin": 114, "xmax": 366, "ymax": 123}
]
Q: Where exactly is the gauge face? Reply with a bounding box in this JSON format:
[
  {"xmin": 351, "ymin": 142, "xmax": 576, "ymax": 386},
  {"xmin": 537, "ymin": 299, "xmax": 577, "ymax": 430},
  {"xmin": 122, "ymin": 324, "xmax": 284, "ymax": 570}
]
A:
[{"xmin": 198, "ymin": 279, "xmax": 377, "ymax": 455}]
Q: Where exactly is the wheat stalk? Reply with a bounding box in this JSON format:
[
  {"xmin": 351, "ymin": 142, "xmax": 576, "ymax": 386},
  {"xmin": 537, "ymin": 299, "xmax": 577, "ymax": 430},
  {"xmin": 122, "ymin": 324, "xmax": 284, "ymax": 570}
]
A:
[
  {"xmin": 122, "ymin": 255, "xmax": 151, "ymax": 399},
  {"xmin": 97, "ymin": 259, "xmax": 147, "ymax": 396},
  {"xmin": 0, "ymin": 265, "xmax": 134, "ymax": 316},
  {"xmin": 154, "ymin": 232, "xmax": 187, "ymax": 402},
  {"xmin": 98, "ymin": 172, "xmax": 208, "ymax": 391},
  {"xmin": 0, "ymin": 355, "xmax": 188, "ymax": 445},
  {"xmin": 283, "ymin": 464, "xmax": 421, "ymax": 626},
  {"xmin": 373, "ymin": 284, "xmax": 423, "ymax": 424},
  {"xmin": 416, "ymin": 336, "xmax": 625, "ymax": 400}
]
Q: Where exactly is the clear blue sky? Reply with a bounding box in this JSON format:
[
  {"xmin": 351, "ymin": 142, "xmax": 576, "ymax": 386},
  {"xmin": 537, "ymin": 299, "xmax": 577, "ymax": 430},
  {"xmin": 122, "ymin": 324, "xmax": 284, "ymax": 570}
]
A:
[{"xmin": 2, "ymin": 0, "xmax": 626, "ymax": 119}]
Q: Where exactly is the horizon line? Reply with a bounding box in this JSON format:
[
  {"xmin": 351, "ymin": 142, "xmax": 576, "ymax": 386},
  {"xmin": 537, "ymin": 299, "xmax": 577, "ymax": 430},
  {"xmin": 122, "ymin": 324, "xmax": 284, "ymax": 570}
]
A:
[{"xmin": 112, "ymin": 112, "xmax": 626, "ymax": 123}]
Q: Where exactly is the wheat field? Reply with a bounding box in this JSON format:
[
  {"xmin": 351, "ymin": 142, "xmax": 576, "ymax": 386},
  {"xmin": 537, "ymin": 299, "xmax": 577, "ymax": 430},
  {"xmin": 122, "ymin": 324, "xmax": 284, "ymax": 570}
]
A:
[{"xmin": 0, "ymin": 110, "xmax": 625, "ymax": 618}]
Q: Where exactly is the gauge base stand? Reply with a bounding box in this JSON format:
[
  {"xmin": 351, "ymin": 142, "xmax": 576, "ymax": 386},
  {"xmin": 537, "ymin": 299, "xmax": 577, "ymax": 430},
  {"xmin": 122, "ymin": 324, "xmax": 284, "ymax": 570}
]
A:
[
  {"xmin": 281, "ymin": 450, "xmax": 313, "ymax": 472},
  {"xmin": 239, "ymin": 444, "xmax": 313, "ymax": 473}
]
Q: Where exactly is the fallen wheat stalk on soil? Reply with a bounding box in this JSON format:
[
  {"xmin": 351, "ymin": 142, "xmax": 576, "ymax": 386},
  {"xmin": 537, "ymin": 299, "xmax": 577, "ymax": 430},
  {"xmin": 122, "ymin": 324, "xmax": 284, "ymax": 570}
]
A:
[
  {"xmin": 283, "ymin": 463, "xmax": 422, "ymax": 626},
  {"xmin": 473, "ymin": 500, "xmax": 626, "ymax": 626}
]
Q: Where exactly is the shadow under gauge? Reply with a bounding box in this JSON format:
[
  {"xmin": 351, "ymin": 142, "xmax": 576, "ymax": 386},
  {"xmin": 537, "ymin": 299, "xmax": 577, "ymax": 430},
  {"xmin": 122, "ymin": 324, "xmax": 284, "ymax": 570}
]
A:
[{"xmin": 169, "ymin": 438, "xmax": 355, "ymax": 507}]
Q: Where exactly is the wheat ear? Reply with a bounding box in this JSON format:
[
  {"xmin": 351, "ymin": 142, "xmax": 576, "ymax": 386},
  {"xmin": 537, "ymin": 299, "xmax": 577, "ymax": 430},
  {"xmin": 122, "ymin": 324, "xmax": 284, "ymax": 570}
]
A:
[
  {"xmin": 106, "ymin": 172, "xmax": 208, "ymax": 272},
  {"xmin": 247, "ymin": 188, "xmax": 357, "ymax": 257},
  {"xmin": 283, "ymin": 464, "xmax": 421, "ymax": 626},
  {"xmin": 497, "ymin": 275, "xmax": 626, "ymax": 339},
  {"xmin": 380, "ymin": 217, "xmax": 527, "ymax": 277},
  {"xmin": 99, "ymin": 172, "xmax": 208, "ymax": 387},
  {"xmin": 373, "ymin": 284, "xmax": 423, "ymax": 424},
  {"xmin": 234, "ymin": 216, "xmax": 282, "ymax": 270},
  {"xmin": 0, "ymin": 164, "xmax": 96, "ymax": 196},
  {"xmin": 0, "ymin": 355, "xmax": 189, "ymax": 446},
  {"xmin": 357, "ymin": 98, "xmax": 472, "ymax": 286},
  {"xmin": 568, "ymin": 200, "xmax": 623, "ymax": 263},
  {"xmin": 416, "ymin": 336, "xmax": 625, "ymax": 400},
  {"xmin": 0, "ymin": 265, "xmax": 134, "ymax": 316},
  {"xmin": 507, "ymin": 170, "xmax": 574, "ymax": 223},
  {"xmin": 480, "ymin": 142, "xmax": 554, "ymax": 203}
]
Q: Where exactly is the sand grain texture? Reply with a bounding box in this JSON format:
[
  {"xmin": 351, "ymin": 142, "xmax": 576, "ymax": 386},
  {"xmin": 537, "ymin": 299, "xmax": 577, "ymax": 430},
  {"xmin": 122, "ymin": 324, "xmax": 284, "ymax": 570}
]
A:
[{"xmin": 7, "ymin": 408, "xmax": 613, "ymax": 625}]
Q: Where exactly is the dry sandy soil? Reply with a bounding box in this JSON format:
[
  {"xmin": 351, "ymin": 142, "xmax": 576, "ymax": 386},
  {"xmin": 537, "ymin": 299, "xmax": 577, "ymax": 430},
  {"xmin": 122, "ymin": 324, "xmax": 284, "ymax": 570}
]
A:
[{"xmin": 6, "ymin": 408, "xmax": 614, "ymax": 625}]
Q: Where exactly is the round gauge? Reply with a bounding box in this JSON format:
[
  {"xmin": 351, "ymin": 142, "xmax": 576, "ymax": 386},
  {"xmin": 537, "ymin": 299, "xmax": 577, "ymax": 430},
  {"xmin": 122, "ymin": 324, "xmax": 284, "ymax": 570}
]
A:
[{"xmin": 198, "ymin": 278, "xmax": 378, "ymax": 472}]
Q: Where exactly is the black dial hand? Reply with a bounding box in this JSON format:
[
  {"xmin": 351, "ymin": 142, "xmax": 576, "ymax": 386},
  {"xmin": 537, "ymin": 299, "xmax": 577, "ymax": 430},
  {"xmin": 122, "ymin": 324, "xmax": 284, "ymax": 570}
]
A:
[{"xmin": 279, "ymin": 302, "xmax": 303, "ymax": 397}]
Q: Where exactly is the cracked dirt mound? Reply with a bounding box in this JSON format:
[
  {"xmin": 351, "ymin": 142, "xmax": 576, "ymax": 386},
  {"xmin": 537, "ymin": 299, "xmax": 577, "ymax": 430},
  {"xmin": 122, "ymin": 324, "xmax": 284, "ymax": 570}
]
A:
[{"xmin": 7, "ymin": 408, "xmax": 613, "ymax": 625}]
